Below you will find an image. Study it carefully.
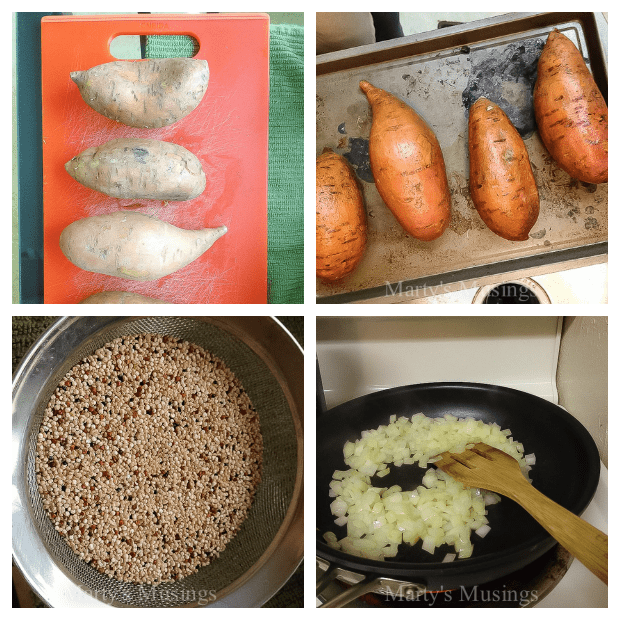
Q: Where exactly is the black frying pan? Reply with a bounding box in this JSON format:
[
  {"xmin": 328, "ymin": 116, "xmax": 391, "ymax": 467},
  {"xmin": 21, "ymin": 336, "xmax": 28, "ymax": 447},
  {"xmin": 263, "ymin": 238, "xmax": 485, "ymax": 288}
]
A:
[{"xmin": 317, "ymin": 382, "xmax": 600, "ymax": 591}]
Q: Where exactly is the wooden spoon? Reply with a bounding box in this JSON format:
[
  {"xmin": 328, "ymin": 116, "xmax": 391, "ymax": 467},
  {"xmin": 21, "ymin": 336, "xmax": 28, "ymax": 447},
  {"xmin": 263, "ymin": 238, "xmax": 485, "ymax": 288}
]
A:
[{"xmin": 434, "ymin": 442, "xmax": 607, "ymax": 584}]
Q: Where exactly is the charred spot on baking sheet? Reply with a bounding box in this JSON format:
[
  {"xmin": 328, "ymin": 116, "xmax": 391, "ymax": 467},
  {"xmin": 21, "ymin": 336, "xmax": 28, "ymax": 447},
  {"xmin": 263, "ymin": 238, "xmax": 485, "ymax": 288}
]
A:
[
  {"xmin": 582, "ymin": 182, "xmax": 598, "ymax": 194},
  {"xmin": 462, "ymin": 39, "xmax": 544, "ymax": 138},
  {"xmin": 343, "ymin": 137, "xmax": 374, "ymax": 183}
]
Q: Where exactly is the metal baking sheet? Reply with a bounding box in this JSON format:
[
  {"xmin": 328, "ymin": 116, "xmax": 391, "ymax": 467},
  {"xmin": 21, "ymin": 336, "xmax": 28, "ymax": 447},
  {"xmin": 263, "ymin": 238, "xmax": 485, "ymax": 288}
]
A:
[{"xmin": 316, "ymin": 12, "xmax": 607, "ymax": 303}]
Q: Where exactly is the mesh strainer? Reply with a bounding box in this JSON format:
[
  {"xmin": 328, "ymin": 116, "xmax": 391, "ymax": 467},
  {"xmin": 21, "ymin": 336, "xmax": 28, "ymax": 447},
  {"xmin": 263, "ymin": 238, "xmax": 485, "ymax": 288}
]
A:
[{"xmin": 12, "ymin": 316, "xmax": 303, "ymax": 607}]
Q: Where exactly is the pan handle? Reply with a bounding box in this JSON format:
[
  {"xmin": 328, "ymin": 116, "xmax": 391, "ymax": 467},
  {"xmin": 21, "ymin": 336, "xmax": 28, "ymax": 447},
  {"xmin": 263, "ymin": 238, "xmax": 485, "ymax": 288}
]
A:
[
  {"xmin": 316, "ymin": 357, "xmax": 327, "ymax": 416},
  {"xmin": 318, "ymin": 575, "xmax": 384, "ymax": 608},
  {"xmin": 316, "ymin": 561, "xmax": 426, "ymax": 608}
]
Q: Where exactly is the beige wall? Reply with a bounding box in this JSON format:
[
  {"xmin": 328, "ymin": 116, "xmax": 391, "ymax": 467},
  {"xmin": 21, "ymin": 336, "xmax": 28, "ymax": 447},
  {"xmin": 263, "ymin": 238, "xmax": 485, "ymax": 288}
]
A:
[{"xmin": 557, "ymin": 317, "xmax": 608, "ymax": 466}]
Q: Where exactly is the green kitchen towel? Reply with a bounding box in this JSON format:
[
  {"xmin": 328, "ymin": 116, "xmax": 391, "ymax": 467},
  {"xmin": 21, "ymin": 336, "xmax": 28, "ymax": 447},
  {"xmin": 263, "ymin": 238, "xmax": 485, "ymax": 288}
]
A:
[{"xmin": 146, "ymin": 24, "xmax": 304, "ymax": 304}]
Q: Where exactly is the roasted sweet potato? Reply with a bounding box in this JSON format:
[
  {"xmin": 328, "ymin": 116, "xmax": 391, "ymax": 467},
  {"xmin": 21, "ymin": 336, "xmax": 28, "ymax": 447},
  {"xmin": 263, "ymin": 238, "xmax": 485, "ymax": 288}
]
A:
[
  {"xmin": 65, "ymin": 138, "xmax": 206, "ymax": 201},
  {"xmin": 60, "ymin": 211, "xmax": 227, "ymax": 281},
  {"xmin": 79, "ymin": 291, "xmax": 169, "ymax": 304},
  {"xmin": 316, "ymin": 149, "xmax": 367, "ymax": 281},
  {"xmin": 359, "ymin": 80, "xmax": 451, "ymax": 241},
  {"xmin": 71, "ymin": 58, "xmax": 209, "ymax": 129},
  {"xmin": 534, "ymin": 29, "xmax": 608, "ymax": 184},
  {"xmin": 468, "ymin": 98, "xmax": 540, "ymax": 242}
]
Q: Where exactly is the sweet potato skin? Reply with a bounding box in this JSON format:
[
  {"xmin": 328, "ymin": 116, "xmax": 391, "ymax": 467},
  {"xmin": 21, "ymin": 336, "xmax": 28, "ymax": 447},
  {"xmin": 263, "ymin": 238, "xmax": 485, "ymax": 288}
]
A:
[
  {"xmin": 469, "ymin": 98, "xmax": 540, "ymax": 242},
  {"xmin": 71, "ymin": 58, "xmax": 209, "ymax": 129},
  {"xmin": 534, "ymin": 29, "xmax": 608, "ymax": 184},
  {"xmin": 79, "ymin": 291, "xmax": 169, "ymax": 304},
  {"xmin": 65, "ymin": 138, "xmax": 206, "ymax": 201},
  {"xmin": 360, "ymin": 80, "xmax": 451, "ymax": 241},
  {"xmin": 316, "ymin": 149, "xmax": 367, "ymax": 281},
  {"xmin": 59, "ymin": 211, "xmax": 227, "ymax": 281}
]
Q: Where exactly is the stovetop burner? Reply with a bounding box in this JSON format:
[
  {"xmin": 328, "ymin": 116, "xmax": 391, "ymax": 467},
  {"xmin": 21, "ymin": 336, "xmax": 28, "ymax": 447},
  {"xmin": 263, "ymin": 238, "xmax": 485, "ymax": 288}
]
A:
[{"xmin": 317, "ymin": 544, "xmax": 572, "ymax": 608}]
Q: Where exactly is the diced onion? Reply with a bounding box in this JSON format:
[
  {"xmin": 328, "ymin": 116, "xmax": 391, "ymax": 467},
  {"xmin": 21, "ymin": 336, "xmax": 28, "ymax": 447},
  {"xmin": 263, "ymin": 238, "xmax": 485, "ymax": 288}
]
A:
[
  {"xmin": 326, "ymin": 412, "xmax": 533, "ymax": 562},
  {"xmin": 323, "ymin": 531, "xmax": 337, "ymax": 544},
  {"xmin": 458, "ymin": 544, "xmax": 474, "ymax": 559},
  {"xmin": 421, "ymin": 536, "xmax": 435, "ymax": 554},
  {"xmin": 330, "ymin": 498, "xmax": 347, "ymax": 518},
  {"xmin": 483, "ymin": 492, "xmax": 501, "ymax": 506}
]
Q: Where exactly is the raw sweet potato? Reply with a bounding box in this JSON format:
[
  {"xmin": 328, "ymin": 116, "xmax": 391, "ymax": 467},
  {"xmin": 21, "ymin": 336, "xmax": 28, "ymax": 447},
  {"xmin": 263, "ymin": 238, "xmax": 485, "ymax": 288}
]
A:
[
  {"xmin": 534, "ymin": 29, "xmax": 608, "ymax": 184},
  {"xmin": 468, "ymin": 97, "xmax": 540, "ymax": 242},
  {"xmin": 79, "ymin": 291, "xmax": 169, "ymax": 304},
  {"xmin": 65, "ymin": 138, "xmax": 206, "ymax": 201},
  {"xmin": 316, "ymin": 148, "xmax": 367, "ymax": 281},
  {"xmin": 60, "ymin": 211, "xmax": 227, "ymax": 281},
  {"xmin": 71, "ymin": 58, "xmax": 209, "ymax": 129},
  {"xmin": 359, "ymin": 80, "xmax": 451, "ymax": 241}
]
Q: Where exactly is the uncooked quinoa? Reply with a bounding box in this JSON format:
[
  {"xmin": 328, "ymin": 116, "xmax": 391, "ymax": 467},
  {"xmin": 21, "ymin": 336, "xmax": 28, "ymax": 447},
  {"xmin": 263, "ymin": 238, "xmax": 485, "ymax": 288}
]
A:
[{"xmin": 35, "ymin": 333, "xmax": 263, "ymax": 584}]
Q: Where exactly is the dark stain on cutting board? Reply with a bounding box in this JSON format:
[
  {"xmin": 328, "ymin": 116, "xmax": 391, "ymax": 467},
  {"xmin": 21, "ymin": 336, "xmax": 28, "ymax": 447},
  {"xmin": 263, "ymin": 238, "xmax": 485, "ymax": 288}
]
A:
[{"xmin": 462, "ymin": 39, "xmax": 544, "ymax": 138}]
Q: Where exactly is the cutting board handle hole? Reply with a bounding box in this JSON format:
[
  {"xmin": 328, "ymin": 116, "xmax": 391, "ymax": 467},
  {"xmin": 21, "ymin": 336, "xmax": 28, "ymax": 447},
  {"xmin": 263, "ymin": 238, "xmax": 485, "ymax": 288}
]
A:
[{"xmin": 110, "ymin": 34, "xmax": 200, "ymax": 59}]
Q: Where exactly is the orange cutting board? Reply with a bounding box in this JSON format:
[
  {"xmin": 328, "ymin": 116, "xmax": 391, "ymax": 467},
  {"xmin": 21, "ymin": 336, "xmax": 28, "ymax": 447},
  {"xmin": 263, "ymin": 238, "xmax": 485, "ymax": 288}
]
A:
[{"xmin": 41, "ymin": 14, "xmax": 269, "ymax": 304}]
